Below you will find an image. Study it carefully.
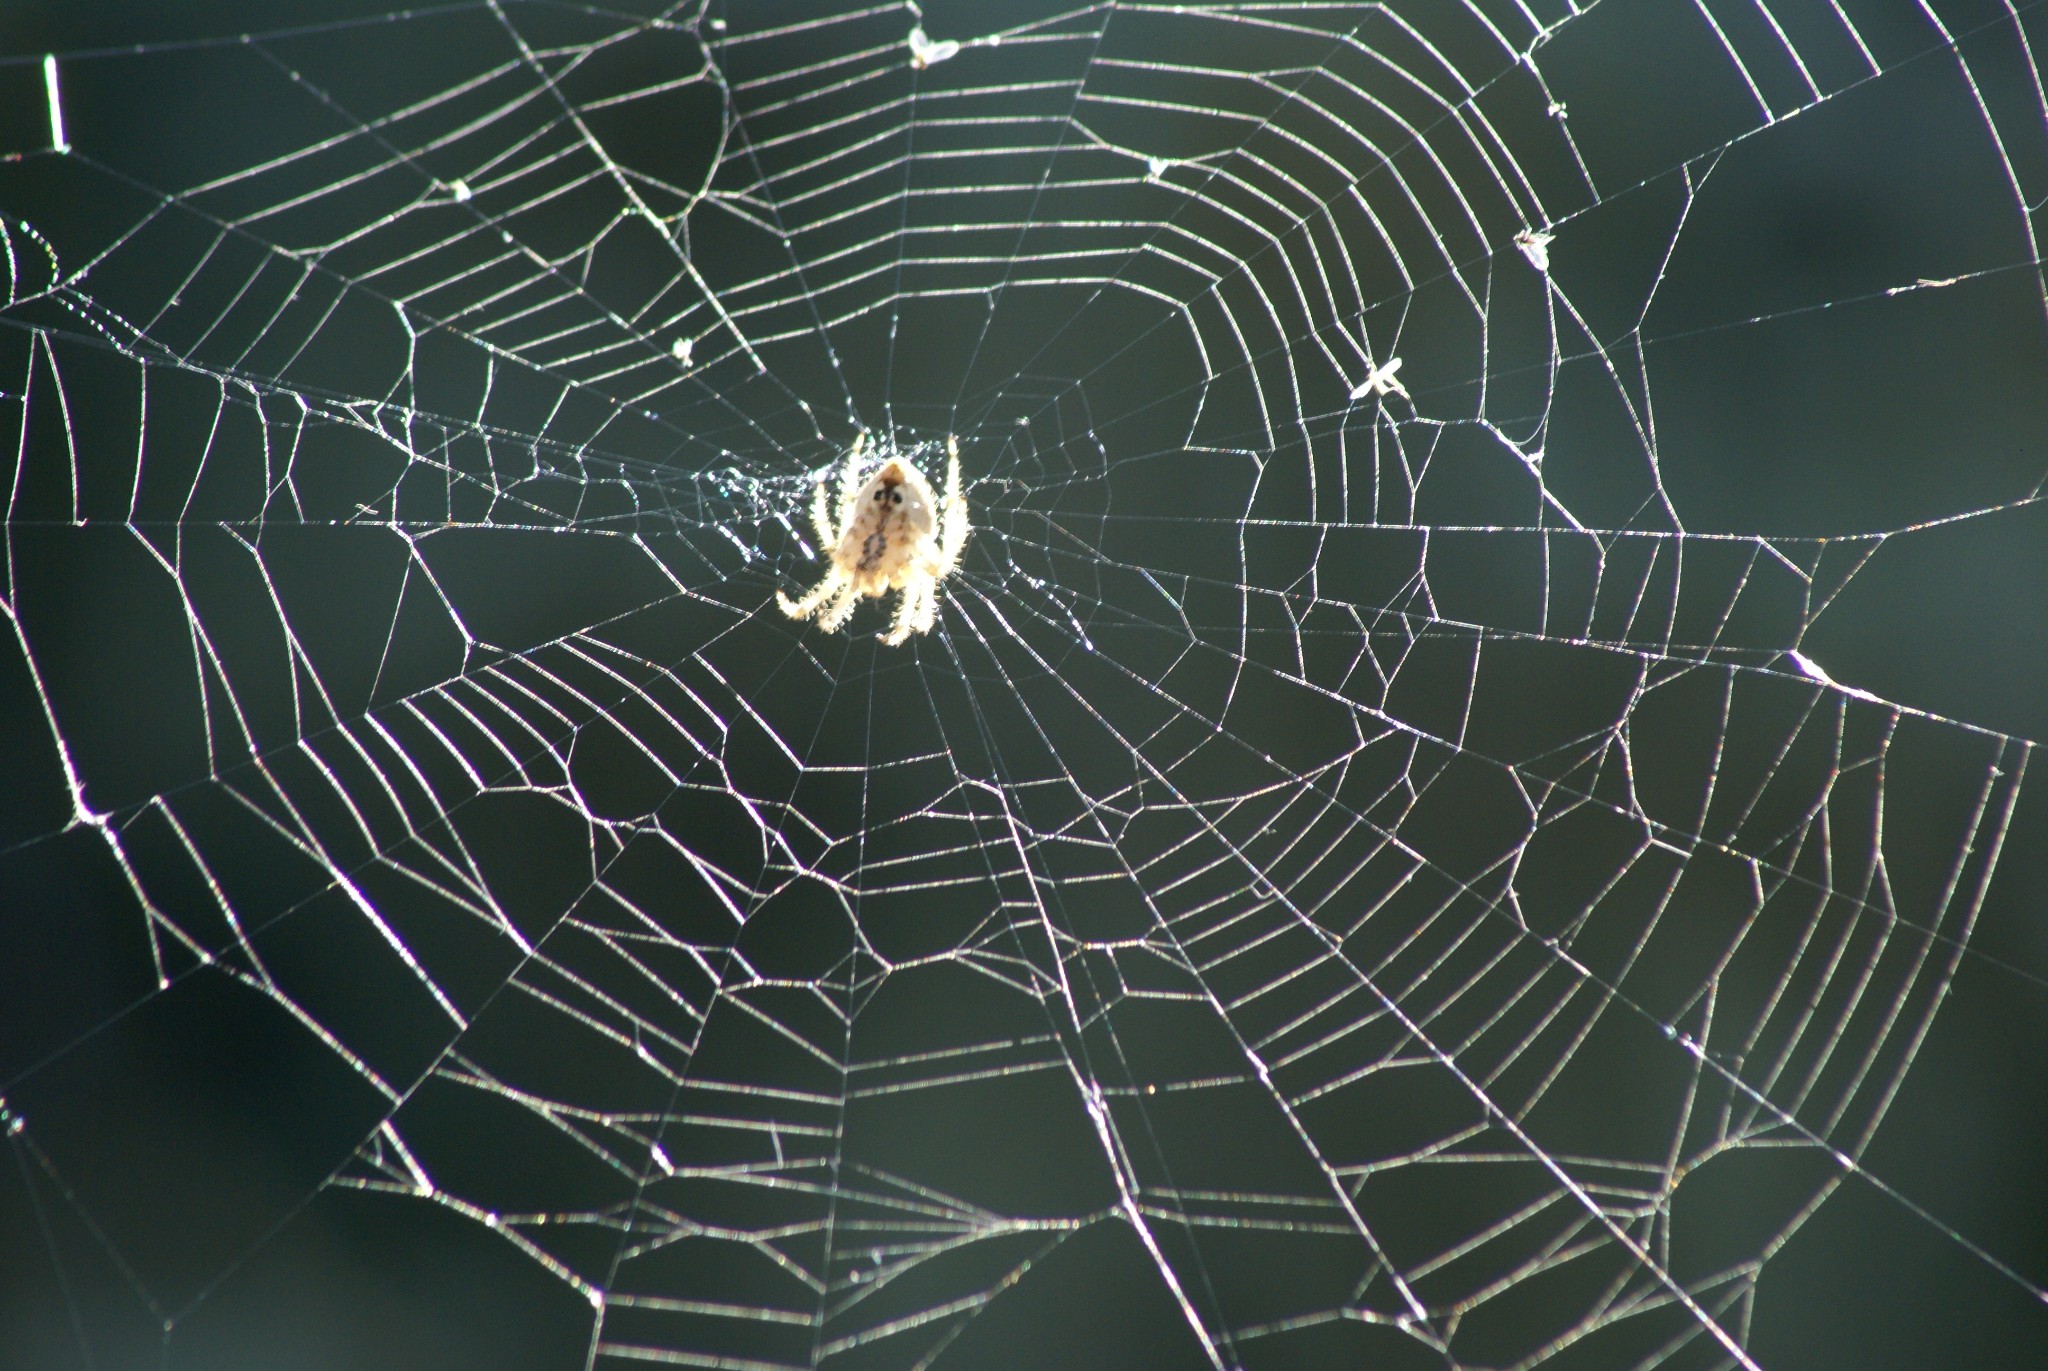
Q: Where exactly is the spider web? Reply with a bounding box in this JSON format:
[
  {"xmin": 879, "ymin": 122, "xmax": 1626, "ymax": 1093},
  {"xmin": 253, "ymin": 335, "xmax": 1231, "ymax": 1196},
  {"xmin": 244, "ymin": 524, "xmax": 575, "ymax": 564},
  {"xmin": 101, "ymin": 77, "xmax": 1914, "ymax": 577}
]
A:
[{"xmin": 3, "ymin": 2, "xmax": 2046, "ymax": 1368}]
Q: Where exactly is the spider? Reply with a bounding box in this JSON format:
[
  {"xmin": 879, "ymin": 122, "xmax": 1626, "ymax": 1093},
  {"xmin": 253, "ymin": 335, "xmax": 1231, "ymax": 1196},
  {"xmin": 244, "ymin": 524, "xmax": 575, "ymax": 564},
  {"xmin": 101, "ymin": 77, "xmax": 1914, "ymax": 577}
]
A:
[{"xmin": 777, "ymin": 432, "xmax": 969, "ymax": 645}]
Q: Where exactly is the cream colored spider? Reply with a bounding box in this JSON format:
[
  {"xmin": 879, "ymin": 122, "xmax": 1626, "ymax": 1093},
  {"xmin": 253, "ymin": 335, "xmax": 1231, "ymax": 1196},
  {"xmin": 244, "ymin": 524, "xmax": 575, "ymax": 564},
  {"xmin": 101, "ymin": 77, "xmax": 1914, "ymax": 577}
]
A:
[{"xmin": 777, "ymin": 433, "xmax": 968, "ymax": 645}]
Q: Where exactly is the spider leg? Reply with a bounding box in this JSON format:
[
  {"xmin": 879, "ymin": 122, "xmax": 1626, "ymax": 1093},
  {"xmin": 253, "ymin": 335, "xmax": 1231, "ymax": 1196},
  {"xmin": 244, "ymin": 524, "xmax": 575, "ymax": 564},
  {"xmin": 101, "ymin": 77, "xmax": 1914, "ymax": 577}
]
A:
[
  {"xmin": 808, "ymin": 477, "xmax": 834, "ymax": 549},
  {"xmin": 938, "ymin": 435, "xmax": 969, "ymax": 565},
  {"xmin": 778, "ymin": 567, "xmax": 846, "ymax": 621},
  {"xmin": 881, "ymin": 582, "xmax": 924, "ymax": 646},
  {"xmin": 834, "ymin": 430, "xmax": 869, "ymax": 530},
  {"xmin": 815, "ymin": 578, "xmax": 862, "ymax": 634}
]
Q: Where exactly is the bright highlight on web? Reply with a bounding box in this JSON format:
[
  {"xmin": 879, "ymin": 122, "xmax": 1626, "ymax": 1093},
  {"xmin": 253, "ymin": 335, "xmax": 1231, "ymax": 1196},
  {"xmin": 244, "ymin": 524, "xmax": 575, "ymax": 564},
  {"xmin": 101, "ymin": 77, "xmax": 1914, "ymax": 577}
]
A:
[{"xmin": 2, "ymin": 2, "xmax": 2045, "ymax": 1369}]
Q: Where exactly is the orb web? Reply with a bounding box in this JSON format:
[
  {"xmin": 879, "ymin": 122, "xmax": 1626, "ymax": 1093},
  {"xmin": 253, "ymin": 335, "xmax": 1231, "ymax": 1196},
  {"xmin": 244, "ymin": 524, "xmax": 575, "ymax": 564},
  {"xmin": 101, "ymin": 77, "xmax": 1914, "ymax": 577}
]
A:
[{"xmin": 2, "ymin": 3, "xmax": 2045, "ymax": 1369}]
